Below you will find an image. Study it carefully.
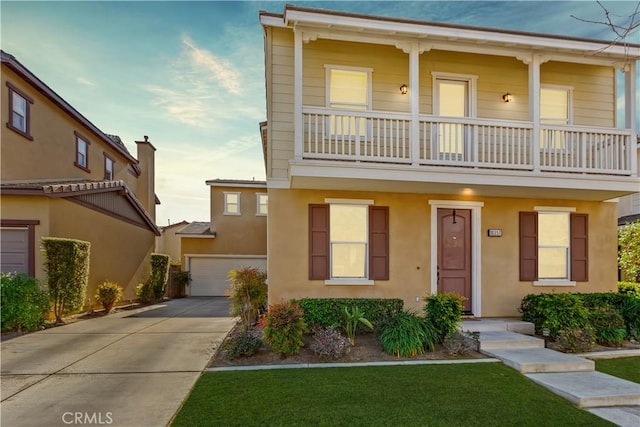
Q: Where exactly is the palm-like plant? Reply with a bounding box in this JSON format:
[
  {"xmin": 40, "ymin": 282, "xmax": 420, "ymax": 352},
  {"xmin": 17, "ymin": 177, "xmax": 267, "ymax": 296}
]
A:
[{"xmin": 343, "ymin": 306, "xmax": 373, "ymax": 346}]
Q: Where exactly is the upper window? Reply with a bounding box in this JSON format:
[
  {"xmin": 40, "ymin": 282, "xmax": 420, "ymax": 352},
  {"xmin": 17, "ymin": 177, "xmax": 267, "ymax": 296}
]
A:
[
  {"xmin": 6, "ymin": 82, "xmax": 33, "ymax": 139},
  {"xmin": 540, "ymin": 86, "xmax": 572, "ymax": 150},
  {"xmin": 326, "ymin": 66, "xmax": 372, "ymax": 137},
  {"xmin": 330, "ymin": 204, "xmax": 368, "ymax": 278},
  {"xmin": 224, "ymin": 192, "xmax": 241, "ymax": 215},
  {"xmin": 74, "ymin": 133, "xmax": 90, "ymax": 171},
  {"xmin": 104, "ymin": 154, "xmax": 114, "ymax": 180},
  {"xmin": 257, "ymin": 193, "xmax": 268, "ymax": 216}
]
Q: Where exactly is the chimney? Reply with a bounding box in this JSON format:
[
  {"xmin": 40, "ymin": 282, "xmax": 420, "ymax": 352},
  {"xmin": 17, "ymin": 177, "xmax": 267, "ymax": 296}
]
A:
[{"xmin": 135, "ymin": 135, "xmax": 157, "ymax": 222}]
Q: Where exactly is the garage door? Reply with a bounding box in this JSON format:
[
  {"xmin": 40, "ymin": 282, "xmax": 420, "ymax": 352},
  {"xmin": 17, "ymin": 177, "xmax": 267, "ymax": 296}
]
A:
[
  {"xmin": 0, "ymin": 227, "xmax": 29, "ymax": 275},
  {"xmin": 189, "ymin": 256, "xmax": 267, "ymax": 297}
]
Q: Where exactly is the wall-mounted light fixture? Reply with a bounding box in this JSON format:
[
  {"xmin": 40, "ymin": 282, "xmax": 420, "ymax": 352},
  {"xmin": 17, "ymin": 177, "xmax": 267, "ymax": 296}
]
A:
[
  {"xmin": 502, "ymin": 93, "xmax": 513, "ymax": 103},
  {"xmin": 400, "ymin": 84, "xmax": 408, "ymax": 95}
]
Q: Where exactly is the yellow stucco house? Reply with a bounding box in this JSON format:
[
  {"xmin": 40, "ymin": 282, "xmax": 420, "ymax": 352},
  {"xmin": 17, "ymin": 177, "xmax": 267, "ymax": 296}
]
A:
[
  {"xmin": 1, "ymin": 50, "xmax": 160, "ymax": 303},
  {"xmin": 259, "ymin": 6, "xmax": 640, "ymax": 317},
  {"xmin": 178, "ymin": 179, "xmax": 267, "ymax": 296}
]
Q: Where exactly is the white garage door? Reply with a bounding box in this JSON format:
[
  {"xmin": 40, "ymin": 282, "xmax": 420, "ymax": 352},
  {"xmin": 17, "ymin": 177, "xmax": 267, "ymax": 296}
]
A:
[
  {"xmin": 0, "ymin": 227, "xmax": 29, "ymax": 275},
  {"xmin": 189, "ymin": 256, "xmax": 267, "ymax": 297}
]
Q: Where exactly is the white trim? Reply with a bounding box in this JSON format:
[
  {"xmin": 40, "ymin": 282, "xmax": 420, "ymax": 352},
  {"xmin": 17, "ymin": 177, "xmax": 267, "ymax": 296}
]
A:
[
  {"xmin": 267, "ymin": 178, "xmax": 290, "ymax": 189},
  {"xmin": 323, "ymin": 64, "xmax": 374, "ymax": 73},
  {"xmin": 184, "ymin": 254, "xmax": 267, "ymax": 260},
  {"xmin": 207, "ymin": 182, "xmax": 267, "ymax": 189},
  {"xmin": 534, "ymin": 206, "xmax": 576, "ymax": 212},
  {"xmin": 256, "ymin": 193, "xmax": 268, "ymax": 216},
  {"xmin": 534, "ymin": 280, "xmax": 576, "ymax": 287},
  {"xmin": 324, "ymin": 198, "xmax": 374, "ymax": 205},
  {"xmin": 325, "ymin": 279, "xmax": 374, "ymax": 286},
  {"xmin": 429, "ymin": 200, "xmax": 483, "ymax": 317},
  {"xmin": 223, "ymin": 191, "xmax": 241, "ymax": 215},
  {"xmin": 179, "ymin": 235, "xmax": 216, "ymax": 239}
]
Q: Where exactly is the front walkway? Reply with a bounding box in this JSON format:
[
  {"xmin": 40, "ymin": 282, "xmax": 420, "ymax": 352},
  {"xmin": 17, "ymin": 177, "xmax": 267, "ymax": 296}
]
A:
[{"xmin": 1, "ymin": 298, "xmax": 235, "ymax": 427}]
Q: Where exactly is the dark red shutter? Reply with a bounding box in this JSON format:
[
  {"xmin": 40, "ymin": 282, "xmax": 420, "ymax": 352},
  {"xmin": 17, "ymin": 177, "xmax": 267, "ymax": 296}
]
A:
[
  {"xmin": 520, "ymin": 212, "xmax": 538, "ymax": 281},
  {"xmin": 570, "ymin": 213, "xmax": 588, "ymax": 282},
  {"xmin": 369, "ymin": 206, "xmax": 389, "ymax": 280},
  {"xmin": 309, "ymin": 204, "xmax": 329, "ymax": 280}
]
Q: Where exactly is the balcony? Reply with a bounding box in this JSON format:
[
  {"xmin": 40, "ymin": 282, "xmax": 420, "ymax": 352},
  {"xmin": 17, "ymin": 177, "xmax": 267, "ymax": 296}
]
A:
[{"xmin": 301, "ymin": 107, "xmax": 635, "ymax": 176}]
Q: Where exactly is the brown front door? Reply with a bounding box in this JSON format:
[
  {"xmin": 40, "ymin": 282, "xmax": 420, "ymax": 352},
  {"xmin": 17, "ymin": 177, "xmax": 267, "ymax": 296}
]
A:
[{"xmin": 437, "ymin": 208, "xmax": 472, "ymax": 313}]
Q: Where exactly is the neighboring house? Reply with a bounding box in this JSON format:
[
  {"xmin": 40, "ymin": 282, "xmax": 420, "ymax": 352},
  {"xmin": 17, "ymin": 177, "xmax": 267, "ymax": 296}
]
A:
[
  {"xmin": 1, "ymin": 50, "xmax": 160, "ymax": 303},
  {"xmin": 156, "ymin": 220, "xmax": 190, "ymax": 264},
  {"xmin": 259, "ymin": 6, "xmax": 639, "ymax": 317},
  {"xmin": 178, "ymin": 179, "xmax": 267, "ymax": 296}
]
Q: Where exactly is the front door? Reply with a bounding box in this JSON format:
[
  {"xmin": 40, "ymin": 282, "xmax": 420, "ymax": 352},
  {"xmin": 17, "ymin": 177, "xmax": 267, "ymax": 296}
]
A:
[{"xmin": 437, "ymin": 208, "xmax": 472, "ymax": 313}]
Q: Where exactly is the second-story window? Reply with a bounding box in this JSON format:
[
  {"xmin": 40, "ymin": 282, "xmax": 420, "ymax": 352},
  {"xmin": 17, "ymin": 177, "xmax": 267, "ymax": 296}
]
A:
[
  {"xmin": 104, "ymin": 154, "xmax": 114, "ymax": 180},
  {"xmin": 257, "ymin": 193, "xmax": 268, "ymax": 216},
  {"xmin": 6, "ymin": 82, "xmax": 33, "ymax": 140},
  {"xmin": 224, "ymin": 192, "xmax": 241, "ymax": 215},
  {"xmin": 540, "ymin": 85, "xmax": 572, "ymax": 150},
  {"xmin": 325, "ymin": 66, "xmax": 372, "ymax": 137},
  {"xmin": 74, "ymin": 132, "xmax": 90, "ymax": 171}
]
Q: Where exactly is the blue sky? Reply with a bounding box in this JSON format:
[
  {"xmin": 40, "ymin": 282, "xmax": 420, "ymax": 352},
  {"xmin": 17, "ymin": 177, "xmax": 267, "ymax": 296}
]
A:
[{"xmin": 2, "ymin": 1, "xmax": 638, "ymax": 225}]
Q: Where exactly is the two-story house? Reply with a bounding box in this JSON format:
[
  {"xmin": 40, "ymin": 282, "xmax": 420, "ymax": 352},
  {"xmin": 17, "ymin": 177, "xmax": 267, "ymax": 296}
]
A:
[
  {"xmin": 259, "ymin": 6, "xmax": 639, "ymax": 317},
  {"xmin": 178, "ymin": 179, "xmax": 267, "ymax": 296},
  {"xmin": 1, "ymin": 50, "xmax": 160, "ymax": 303}
]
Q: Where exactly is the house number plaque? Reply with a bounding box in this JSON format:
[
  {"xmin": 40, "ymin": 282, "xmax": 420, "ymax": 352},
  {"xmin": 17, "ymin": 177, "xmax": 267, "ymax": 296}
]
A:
[{"xmin": 487, "ymin": 229, "xmax": 502, "ymax": 237}]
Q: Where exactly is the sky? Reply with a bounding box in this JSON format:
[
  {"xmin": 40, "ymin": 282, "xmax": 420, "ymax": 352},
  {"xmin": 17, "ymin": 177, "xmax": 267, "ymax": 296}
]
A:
[{"xmin": 2, "ymin": 1, "xmax": 639, "ymax": 226}]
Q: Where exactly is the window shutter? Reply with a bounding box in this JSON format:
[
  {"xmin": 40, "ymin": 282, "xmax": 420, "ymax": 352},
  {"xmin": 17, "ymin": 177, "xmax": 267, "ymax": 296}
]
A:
[
  {"xmin": 369, "ymin": 206, "xmax": 389, "ymax": 280},
  {"xmin": 309, "ymin": 204, "xmax": 329, "ymax": 280},
  {"xmin": 519, "ymin": 212, "xmax": 538, "ymax": 281},
  {"xmin": 570, "ymin": 213, "xmax": 588, "ymax": 282}
]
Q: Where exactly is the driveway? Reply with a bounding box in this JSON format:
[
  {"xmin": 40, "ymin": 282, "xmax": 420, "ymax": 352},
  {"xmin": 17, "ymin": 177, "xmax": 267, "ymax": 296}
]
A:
[{"xmin": 1, "ymin": 298, "xmax": 235, "ymax": 427}]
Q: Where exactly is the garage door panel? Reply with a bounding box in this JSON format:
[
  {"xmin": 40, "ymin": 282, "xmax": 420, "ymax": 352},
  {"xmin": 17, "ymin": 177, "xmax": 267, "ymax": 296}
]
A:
[
  {"xmin": 1, "ymin": 228, "xmax": 29, "ymax": 275},
  {"xmin": 190, "ymin": 257, "xmax": 267, "ymax": 297}
]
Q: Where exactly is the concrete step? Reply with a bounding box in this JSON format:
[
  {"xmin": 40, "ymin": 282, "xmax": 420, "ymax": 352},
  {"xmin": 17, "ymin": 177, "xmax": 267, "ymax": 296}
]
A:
[
  {"xmin": 525, "ymin": 371, "xmax": 640, "ymax": 408},
  {"xmin": 587, "ymin": 406, "xmax": 640, "ymax": 427},
  {"xmin": 477, "ymin": 331, "xmax": 544, "ymax": 350},
  {"xmin": 460, "ymin": 319, "xmax": 535, "ymax": 335},
  {"xmin": 483, "ymin": 347, "xmax": 594, "ymax": 373}
]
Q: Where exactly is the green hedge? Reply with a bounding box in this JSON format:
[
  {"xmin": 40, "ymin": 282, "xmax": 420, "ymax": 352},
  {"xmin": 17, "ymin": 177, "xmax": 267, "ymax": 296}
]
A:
[
  {"xmin": 150, "ymin": 253, "xmax": 170, "ymax": 300},
  {"xmin": 1, "ymin": 273, "xmax": 50, "ymax": 332},
  {"xmin": 42, "ymin": 237, "xmax": 90, "ymax": 323},
  {"xmin": 298, "ymin": 298, "xmax": 403, "ymax": 332}
]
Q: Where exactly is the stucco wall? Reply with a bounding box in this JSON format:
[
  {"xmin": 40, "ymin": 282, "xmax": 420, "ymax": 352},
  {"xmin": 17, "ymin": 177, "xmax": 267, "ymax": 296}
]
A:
[{"xmin": 267, "ymin": 188, "xmax": 618, "ymax": 317}]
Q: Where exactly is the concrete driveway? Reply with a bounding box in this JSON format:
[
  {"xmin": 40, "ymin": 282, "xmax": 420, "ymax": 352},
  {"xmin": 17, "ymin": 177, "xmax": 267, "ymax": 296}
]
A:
[{"xmin": 1, "ymin": 297, "xmax": 235, "ymax": 427}]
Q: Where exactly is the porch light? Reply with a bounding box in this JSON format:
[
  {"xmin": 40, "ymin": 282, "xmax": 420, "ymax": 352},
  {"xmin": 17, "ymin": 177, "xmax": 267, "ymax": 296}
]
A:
[
  {"xmin": 502, "ymin": 93, "xmax": 513, "ymax": 103},
  {"xmin": 400, "ymin": 84, "xmax": 408, "ymax": 95}
]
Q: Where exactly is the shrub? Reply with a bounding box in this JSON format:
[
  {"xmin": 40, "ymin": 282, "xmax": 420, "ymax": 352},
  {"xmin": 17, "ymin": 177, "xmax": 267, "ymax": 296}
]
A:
[
  {"xmin": 619, "ymin": 296, "xmax": 640, "ymax": 339},
  {"xmin": 0, "ymin": 273, "xmax": 49, "ymax": 332},
  {"xmin": 424, "ymin": 292, "xmax": 465, "ymax": 343},
  {"xmin": 223, "ymin": 331, "xmax": 263, "ymax": 359},
  {"xmin": 342, "ymin": 306, "xmax": 373, "ymax": 346},
  {"xmin": 519, "ymin": 293, "xmax": 589, "ymax": 338},
  {"xmin": 136, "ymin": 279, "xmax": 155, "ymax": 303},
  {"xmin": 94, "ymin": 281, "xmax": 123, "ymax": 314},
  {"xmin": 299, "ymin": 298, "xmax": 403, "ymax": 332},
  {"xmin": 263, "ymin": 300, "xmax": 307, "ymax": 357},
  {"xmin": 310, "ymin": 327, "xmax": 351, "ymax": 359},
  {"xmin": 378, "ymin": 310, "xmax": 437, "ymax": 358},
  {"xmin": 557, "ymin": 326, "xmax": 596, "ymax": 353},
  {"xmin": 42, "ymin": 237, "xmax": 90, "ymax": 323},
  {"xmin": 618, "ymin": 281, "xmax": 640, "ymax": 298},
  {"xmin": 150, "ymin": 253, "xmax": 170, "ymax": 301},
  {"xmin": 444, "ymin": 331, "xmax": 480, "ymax": 356},
  {"xmin": 618, "ymin": 220, "xmax": 640, "ymax": 282},
  {"xmin": 589, "ymin": 308, "xmax": 626, "ymax": 346},
  {"xmin": 227, "ymin": 267, "xmax": 267, "ymax": 331},
  {"xmin": 173, "ymin": 270, "xmax": 192, "ymax": 290}
]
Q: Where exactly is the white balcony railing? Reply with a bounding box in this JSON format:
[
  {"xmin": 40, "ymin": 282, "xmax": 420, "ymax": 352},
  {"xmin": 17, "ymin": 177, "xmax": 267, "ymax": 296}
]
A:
[{"xmin": 301, "ymin": 107, "xmax": 635, "ymax": 176}]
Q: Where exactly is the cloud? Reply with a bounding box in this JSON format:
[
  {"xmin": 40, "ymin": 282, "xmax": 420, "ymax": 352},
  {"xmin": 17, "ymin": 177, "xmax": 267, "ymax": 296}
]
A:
[
  {"xmin": 76, "ymin": 77, "xmax": 96, "ymax": 86},
  {"xmin": 181, "ymin": 34, "xmax": 242, "ymax": 95}
]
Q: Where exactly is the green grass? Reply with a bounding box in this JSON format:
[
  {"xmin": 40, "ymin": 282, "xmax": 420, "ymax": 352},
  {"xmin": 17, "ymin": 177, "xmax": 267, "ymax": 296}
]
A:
[
  {"xmin": 595, "ymin": 356, "xmax": 640, "ymax": 383},
  {"xmin": 172, "ymin": 363, "xmax": 611, "ymax": 427}
]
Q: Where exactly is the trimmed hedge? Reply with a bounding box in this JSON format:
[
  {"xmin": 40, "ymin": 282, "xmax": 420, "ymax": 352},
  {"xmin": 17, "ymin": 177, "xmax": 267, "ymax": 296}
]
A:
[
  {"xmin": 1, "ymin": 273, "xmax": 50, "ymax": 332},
  {"xmin": 298, "ymin": 298, "xmax": 403, "ymax": 332},
  {"xmin": 42, "ymin": 237, "xmax": 90, "ymax": 322},
  {"xmin": 150, "ymin": 253, "xmax": 170, "ymax": 300}
]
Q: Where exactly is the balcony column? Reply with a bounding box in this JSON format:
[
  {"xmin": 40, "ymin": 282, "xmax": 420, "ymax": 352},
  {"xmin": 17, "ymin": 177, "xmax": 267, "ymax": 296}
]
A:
[
  {"xmin": 624, "ymin": 61, "xmax": 637, "ymax": 177},
  {"xmin": 294, "ymin": 27, "xmax": 303, "ymax": 160},
  {"xmin": 522, "ymin": 54, "xmax": 547, "ymax": 173}
]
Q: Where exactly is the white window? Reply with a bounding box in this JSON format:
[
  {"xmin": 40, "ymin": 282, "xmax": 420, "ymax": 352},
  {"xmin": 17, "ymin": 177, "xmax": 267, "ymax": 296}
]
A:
[
  {"xmin": 330, "ymin": 204, "xmax": 368, "ymax": 278},
  {"xmin": 540, "ymin": 86, "xmax": 572, "ymax": 150},
  {"xmin": 256, "ymin": 193, "xmax": 268, "ymax": 216},
  {"xmin": 75, "ymin": 135, "xmax": 89, "ymax": 170},
  {"xmin": 326, "ymin": 66, "xmax": 372, "ymax": 137},
  {"xmin": 224, "ymin": 192, "xmax": 241, "ymax": 215},
  {"xmin": 537, "ymin": 212, "xmax": 570, "ymax": 280},
  {"xmin": 104, "ymin": 155, "xmax": 114, "ymax": 180}
]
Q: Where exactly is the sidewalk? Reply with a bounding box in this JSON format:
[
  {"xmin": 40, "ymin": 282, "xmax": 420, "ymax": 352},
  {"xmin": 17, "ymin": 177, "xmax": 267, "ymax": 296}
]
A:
[{"xmin": 1, "ymin": 298, "xmax": 235, "ymax": 427}]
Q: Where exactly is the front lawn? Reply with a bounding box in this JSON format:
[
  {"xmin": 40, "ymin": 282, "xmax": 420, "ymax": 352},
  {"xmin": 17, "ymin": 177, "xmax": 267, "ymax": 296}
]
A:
[
  {"xmin": 595, "ymin": 357, "xmax": 640, "ymax": 383},
  {"xmin": 172, "ymin": 363, "xmax": 611, "ymax": 426}
]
